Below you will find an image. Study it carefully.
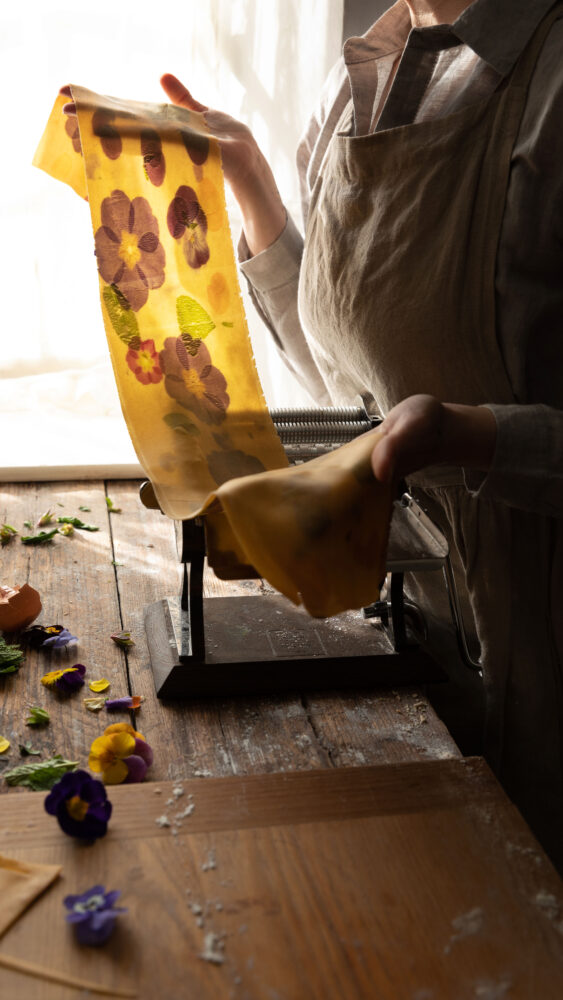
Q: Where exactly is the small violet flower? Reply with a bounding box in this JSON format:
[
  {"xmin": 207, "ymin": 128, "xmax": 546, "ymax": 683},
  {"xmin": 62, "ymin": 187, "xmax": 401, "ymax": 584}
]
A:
[
  {"xmin": 45, "ymin": 770, "xmax": 112, "ymax": 840},
  {"xmin": 42, "ymin": 627, "xmax": 78, "ymax": 649},
  {"xmin": 105, "ymin": 695, "xmax": 143, "ymax": 712},
  {"xmin": 22, "ymin": 624, "xmax": 78, "ymax": 649},
  {"xmin": 41, "ymin": 663, "xmax": 86, "ymax": 694},
  {"xmin": 89, "ymin": 722, "xmax": 153, "ymax": 785},
  {"xmin": 64, "ymin": 885, "xmax": 127, "ymax": 946}
]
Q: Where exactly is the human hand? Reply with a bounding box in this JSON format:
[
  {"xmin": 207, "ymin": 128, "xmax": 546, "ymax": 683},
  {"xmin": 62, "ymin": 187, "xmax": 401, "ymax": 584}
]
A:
[
  {"xmin": 370, "ymin": 394, "xmax": 497, "ymax": 485},
  {"xmin": 59, "ymin": 84, "xmax": 75, "ymax": 116},
  {"xmin": 160, "ymin": 73, "xmax": 286, "ymax": 255}
]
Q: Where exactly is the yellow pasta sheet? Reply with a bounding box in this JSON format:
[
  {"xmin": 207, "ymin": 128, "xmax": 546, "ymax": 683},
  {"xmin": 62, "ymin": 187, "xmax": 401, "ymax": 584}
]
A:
[{"xmin": 34, "ymin": 88, "xmax": 392, "ymax": 617}]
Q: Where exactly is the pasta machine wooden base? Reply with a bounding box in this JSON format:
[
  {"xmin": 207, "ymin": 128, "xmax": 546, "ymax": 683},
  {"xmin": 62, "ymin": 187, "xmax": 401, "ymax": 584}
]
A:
[{"xmin": 143, "ymin": 408, "xmax": 468, "ymax": 699}]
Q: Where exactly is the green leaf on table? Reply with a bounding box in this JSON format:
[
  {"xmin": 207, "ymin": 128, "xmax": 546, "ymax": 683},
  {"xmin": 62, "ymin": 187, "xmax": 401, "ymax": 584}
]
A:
[
  {"xmin": 57, "ymin": 517, "xmax": 99, "ymax": 532},
  {"xmin": 0, "ymin": 637, "xmax": 24, "ymax": 675},
  {"xmin": 176, "ymin": 295, "xmax": 215, "ymax": 340},
  {"xmin": 26, "ymin": 706, "xmax": 50, "ymax": 727},
  {"xmin": 21, "ymin": 529, "xmax": 58, "ymax": 545},
  {"xmin": 19, "ymin": 741, "xmax": 41, "ymax": 757},
  {"xmin": 78, "ymin": 506, "xmax": 91, "ymax": 512},
  {"xmin": 105, "ymin": 497, "xmax": 122, "ymax": 514},
  {"xmin": 102, "ymin": 284, "xmax": 140, "ymax": 344},
  {"xmin": 37, "ymin": 509, "xmax": 55, "ymax": 526},
  {"xmin": 4, "ymin": 755, "xmax": 78, "ymax": 790},
  {"xmin": 0, "ymin": 524, "xmax": 17, "ymax": 546}
]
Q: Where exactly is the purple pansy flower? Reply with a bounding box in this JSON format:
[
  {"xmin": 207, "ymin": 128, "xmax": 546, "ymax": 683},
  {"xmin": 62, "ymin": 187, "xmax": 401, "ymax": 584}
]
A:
[
  {"xmin": 41, "ymin": 662, "xmax": 86, "ymax": 694},
  {"xmin": 167, "ymin": 185, "xmax": 210, "ymax": 269},
  {"xmin": 45, "ymin": 770, "xmax": 112, "ymax": 840},
  {"xmin": 42, "ymin": 627, "xmax": 78, "ymax": 649},
  {"xmin": 95, "ymin": 190, "xmax": 166, "ymax": 312},
  {"xmin": 159, "ymin": 337, "xmax": 229, "ymax": 425},
  {"xmin": 64, "ymin": 885, "xmax": 127, "ymax": 946}
]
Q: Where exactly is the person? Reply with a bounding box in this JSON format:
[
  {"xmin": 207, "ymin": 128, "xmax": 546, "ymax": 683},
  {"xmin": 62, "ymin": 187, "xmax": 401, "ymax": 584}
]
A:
[{"xmin": 157, "ymin": 0, "xmax": 563, "ymax": 871}]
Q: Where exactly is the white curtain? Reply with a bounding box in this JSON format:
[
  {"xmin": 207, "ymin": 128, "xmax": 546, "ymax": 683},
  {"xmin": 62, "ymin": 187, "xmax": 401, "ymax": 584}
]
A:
[{"xmin": 0, "ymin": 0, "xmax": 343, "ymax": 480}]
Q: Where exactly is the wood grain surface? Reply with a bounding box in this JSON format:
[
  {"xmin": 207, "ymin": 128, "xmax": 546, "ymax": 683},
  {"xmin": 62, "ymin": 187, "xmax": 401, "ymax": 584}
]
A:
[
  {"xmin": 1, "ymin": 759, "xmax": 563, "ymax": 1000},
  {"xmin": 0, "ymin": 480, "xmax": 459, "ymax": 792}
]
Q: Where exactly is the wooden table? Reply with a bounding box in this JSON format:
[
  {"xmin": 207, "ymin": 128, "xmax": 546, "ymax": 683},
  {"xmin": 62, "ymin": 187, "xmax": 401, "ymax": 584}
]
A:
[
  {"xmin": 0, "ymin": 479, "xmax": 459, "ymax": 785},
  {"xmin": 1, "ymin": 481, "xmax": 563, "ymax": 998},
  {"xmin": 2, "ymin": 760, "xmax": 563, "ymax": 999}
]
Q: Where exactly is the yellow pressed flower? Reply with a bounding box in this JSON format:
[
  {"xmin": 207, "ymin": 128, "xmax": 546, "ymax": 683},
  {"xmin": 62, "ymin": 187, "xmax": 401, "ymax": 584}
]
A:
[
  {"xmin": 104, "ymin": 721, "xmax": 145, "ymax": 741},
  {"xmin": 41, "ymin": 668, "xmax": 72, "ymax": 688},
  {"xmin": 89, "ymin": 678, "xmax": 110, "ymax": 693},
  {"xmin": 88, "ymin": 731, "xmax": 136, "ymax": 784},
  {"xmin": 0, "ymin": 737, "xmax": 10, "ymax": 753}
]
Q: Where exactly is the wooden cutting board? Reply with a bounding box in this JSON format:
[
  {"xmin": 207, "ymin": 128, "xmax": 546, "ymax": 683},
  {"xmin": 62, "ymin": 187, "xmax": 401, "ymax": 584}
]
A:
[{"xmin": 1, "ymin": 758, "xmax": 563, "ymax": 999}]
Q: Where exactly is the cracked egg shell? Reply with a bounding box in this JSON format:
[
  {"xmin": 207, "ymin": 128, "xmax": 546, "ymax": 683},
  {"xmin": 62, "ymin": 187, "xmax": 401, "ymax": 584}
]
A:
[{"xmin": 0, "ymin": 584, "xmax": 42, "ymax": 632}]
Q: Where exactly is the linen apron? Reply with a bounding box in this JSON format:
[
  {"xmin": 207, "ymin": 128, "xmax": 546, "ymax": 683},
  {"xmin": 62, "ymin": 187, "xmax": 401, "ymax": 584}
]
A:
[{"xmin": 299, "ymin": 5, "xmax": 563, "ymax": 865}]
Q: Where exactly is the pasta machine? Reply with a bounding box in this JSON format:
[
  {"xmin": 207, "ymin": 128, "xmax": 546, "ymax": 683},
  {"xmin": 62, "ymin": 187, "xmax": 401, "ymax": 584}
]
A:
[{"xmin": 142, "ymin": 406, "xmax": 476, "ymax": 698}]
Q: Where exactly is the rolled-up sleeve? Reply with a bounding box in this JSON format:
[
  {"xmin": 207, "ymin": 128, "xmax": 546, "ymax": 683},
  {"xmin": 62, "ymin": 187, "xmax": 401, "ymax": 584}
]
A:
[
  {"xmin": 238, "ymin": 217, "xmax": 332, "ymax": 404},
  {"xmin": 464, "ymin": 404, "xmax": 563, "ymax": 516}
]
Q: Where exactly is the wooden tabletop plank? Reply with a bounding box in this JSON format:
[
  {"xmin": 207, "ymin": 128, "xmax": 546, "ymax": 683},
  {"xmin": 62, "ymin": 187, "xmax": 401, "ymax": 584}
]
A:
[
  {"xmin": 1, "ymin": 760, "xmax": 562, "ymax": 1000},
  {"xmin": 0, "ymin": 482, "xmax": 129, "ymax": 791},
  {"xmin": 303, "ymin": 687, "xmax": 459, "ymax": 767}
]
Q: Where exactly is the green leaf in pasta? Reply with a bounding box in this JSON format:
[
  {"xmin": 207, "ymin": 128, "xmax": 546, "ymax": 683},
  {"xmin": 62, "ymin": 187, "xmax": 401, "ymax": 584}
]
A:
[
  {"xmin": 102, "ymin": 284, "xmax": 140, "ymax": 344},
  {"xmin": 176, "ymin": 295, "xmax": 215, "ymax": 340}
]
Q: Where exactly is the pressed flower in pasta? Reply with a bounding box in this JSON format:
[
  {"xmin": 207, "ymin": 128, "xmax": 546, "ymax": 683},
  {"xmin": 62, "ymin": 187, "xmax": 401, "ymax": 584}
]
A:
[
  {"xmin": 95, "ymin": 190, "xmax": 165, "ymax": 311},
  {"xmin": 64, "ymin": 885, "xmax": 127, "ymax": 945},
  {"xmin": 179, "ymin": 125, "xmax": 209, "ymax": 166},
  {"xmin": 167, "ymin": 185, "xmax": 209, "ymax": 269},
  {"xmin": 45, "ymin": 770, "xmax": 112, "ymax": 839},
  {"xmin": 64, "ymin": 115, "xmax": 81, "ymax": 154},
  {"xmin": 160, "ymin": 337, "xmax": 229, "ymax": 425},
  {"xmin": 89, "ymin": 722, "xmax": 153, "ymax": 784},
  {"xmin": 92, "ymin": 108, "xmax": 122, "ymax": 160},
  {"xmin": 125, "ymin": 339, "xmax": 163, "ymax": 385},
  {"xmin": 141, "ymin": 128, "xmax": 165, "ymax": 185},
  {"xmin": 41, "ymin": 663, "xmax": 86, "ymax": 693}
]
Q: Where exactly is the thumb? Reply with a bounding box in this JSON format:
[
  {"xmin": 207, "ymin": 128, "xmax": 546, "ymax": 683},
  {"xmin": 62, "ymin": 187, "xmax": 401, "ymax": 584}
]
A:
[
  {"xmin": 160, "ymin": 73, "xmax": 208, "ymax": 112},
  {"xmin": 370, "ymin": 433, "xmax": 397, "ymax": 485}
]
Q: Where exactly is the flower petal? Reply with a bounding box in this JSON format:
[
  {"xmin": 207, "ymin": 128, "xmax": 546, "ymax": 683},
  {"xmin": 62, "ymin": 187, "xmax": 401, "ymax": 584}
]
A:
[
  {"xmin": 101, "ymin": 759, "xmax": 129, "ymax": 785},
  {"xmin": 89, "ymin": 679, "xmax": 110, "ymax": 693},
  {"xmin": 123, "ymin": 755, "xmax": 147, "ymax": 783}
]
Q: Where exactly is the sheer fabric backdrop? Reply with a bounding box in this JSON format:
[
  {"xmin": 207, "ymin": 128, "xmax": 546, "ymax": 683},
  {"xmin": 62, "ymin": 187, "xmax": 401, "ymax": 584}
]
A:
[{"xmin": 0, "ymin": 0, "xmax": 343, "ymax": 478}]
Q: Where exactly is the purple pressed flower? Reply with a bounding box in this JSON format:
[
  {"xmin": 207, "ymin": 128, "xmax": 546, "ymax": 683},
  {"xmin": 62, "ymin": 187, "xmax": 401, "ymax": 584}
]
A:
[
  {"xmin": 56, "ymin": 662, "xmax": 86, "ymax": 693},
  {"xmin": 64, "ymin": 885, "xmax": 127, "ymax": 946},
  {"xmin": 105, "ymin": 695, "xmax": 143, "ymax": 712},
  {"xmin": 42, "ymin": 627, "xmax": 78, "ymax": 649},
  {"xmin": 45, "ymin": 769, "xmax": 112, "ymax": 840},
  {"xmin": 23, "ymin": 624, "xmax": 65, "ymax": 649},
  {"xmin": 41, "ymin": 663, "xmax": 86, "ymax": 694}
]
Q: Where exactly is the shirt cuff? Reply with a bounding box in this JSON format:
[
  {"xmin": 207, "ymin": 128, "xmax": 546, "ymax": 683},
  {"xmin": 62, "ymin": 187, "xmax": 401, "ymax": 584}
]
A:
[
  {"xmin": 463, "ymin": 403, "xmax": 563, "ymax": 516},
  {"xmin": 238, "ymin": 214, "xmax": 303, "ymax": 293}
]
